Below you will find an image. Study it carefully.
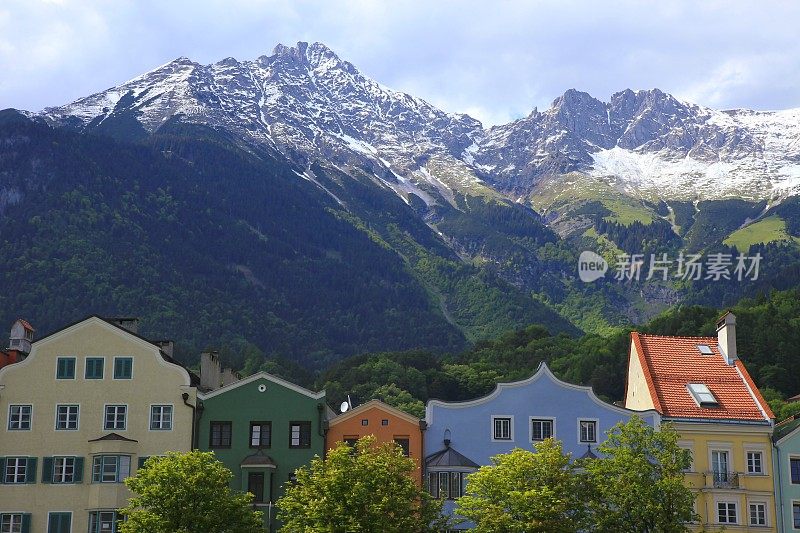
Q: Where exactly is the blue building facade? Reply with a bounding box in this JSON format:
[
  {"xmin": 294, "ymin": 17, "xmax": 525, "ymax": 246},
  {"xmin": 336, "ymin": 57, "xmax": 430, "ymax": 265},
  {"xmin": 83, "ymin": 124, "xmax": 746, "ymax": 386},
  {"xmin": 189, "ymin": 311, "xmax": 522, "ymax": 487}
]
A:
[{"xmin": 423, "ymin": 362, "xmax": 660, "ymax": 528}]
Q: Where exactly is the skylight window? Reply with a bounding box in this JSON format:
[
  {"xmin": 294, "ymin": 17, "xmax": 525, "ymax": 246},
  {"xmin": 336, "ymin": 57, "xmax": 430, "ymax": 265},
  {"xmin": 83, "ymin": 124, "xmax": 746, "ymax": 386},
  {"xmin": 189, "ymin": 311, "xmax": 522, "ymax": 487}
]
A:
[
  {"xmin": 687, "ymin": 383, "xmax": 719, "ymax": 407},
  {"xmin": 697, "ymin": 344, "xmax": 713, "ymax": 355}
]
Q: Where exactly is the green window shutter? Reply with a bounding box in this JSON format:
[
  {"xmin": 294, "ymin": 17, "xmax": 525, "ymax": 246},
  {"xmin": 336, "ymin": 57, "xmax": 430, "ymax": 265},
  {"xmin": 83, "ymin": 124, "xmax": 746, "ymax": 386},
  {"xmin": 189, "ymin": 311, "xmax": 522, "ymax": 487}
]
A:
[
  {"xmin": 26, "ymin": 457, "xmax": 37, "ymax": 483},
  {"xmin": 42, "ymin": 457, "xmax": 53, "ymax": 483},
  {"xmin": 0, "ymin": 457, "xmax": 5, "ymax": 483},
  {"xmin": 138, "ymin": 456, "xmax": 149, "ymax": 469},
  {"xmin": 21, "ymin": 513, "xmax": 32, "ymax": 533},
  {"xmin": 74, "ymin": 457, "xmax": 84, "ymax": 483}
]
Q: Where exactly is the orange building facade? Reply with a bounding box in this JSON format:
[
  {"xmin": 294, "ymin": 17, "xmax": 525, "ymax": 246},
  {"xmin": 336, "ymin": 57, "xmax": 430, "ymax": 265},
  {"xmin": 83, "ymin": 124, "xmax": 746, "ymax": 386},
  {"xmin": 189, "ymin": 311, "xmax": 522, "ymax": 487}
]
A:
[{"xmin": 326, "ymin": 400, "xmax": 425, "ymax": 484}]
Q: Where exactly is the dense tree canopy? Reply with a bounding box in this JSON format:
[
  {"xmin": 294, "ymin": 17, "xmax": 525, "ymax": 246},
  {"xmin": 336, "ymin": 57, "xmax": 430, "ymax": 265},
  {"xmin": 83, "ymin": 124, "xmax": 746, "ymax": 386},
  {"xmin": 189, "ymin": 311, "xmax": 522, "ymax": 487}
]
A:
[
  {"xmin": 277, "ymin": 436, "xmax": 445, "ymax": 532},
  {"xmin": 456, "ymin": 439, "xmax": 587, "ymax": 533},
  {"xmin": 120, "ymin": 451, "xmax": 263, "ymax": 533}
]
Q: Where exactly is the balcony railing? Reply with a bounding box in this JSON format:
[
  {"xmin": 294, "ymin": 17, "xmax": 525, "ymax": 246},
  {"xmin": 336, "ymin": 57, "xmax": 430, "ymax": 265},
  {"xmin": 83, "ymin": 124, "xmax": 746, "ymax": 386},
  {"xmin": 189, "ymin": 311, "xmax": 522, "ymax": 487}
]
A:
[{"xmin": 707, "ymin": 471, "xmax": 739, "ymax": 489}]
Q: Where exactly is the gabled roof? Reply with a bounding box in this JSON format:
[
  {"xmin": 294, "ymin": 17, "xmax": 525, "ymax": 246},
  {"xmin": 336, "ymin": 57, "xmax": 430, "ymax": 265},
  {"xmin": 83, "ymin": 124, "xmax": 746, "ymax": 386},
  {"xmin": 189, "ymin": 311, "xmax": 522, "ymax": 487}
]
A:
[
  {"xmin": 329, "ymin": 399, "xmax": 421, "ymax": 426},
  {"xmin": 89, "ymin": 432, "xmax": 138, "ymax": 442},
  {"xmin": 425, "ymin": 446, "xmax": 479, "ymax": 468},
  {"xmin": 629, "ymin": 332, "xmax": 773, "ymax": 422},
  {"xmin": 197, "ymin": 371, "xmax": 325, "ymax": 400},
  {"xmin": 774, "ymin": 416, "xmax": 800, "ymax": 443}
]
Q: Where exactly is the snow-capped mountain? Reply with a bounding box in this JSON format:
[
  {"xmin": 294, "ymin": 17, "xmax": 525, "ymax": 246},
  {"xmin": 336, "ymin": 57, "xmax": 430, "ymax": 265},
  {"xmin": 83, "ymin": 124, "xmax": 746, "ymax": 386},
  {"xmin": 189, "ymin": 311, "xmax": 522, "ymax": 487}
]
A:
[{"xmin": 37, "ymin": 42, "xmax": 800, "ymax": 204}]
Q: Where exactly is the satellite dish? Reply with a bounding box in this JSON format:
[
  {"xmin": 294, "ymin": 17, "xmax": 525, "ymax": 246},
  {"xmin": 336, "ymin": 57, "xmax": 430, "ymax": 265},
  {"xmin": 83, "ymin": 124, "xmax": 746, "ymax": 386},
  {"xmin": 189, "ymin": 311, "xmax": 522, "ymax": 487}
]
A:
[{"xmin": 340, "ymin": 401, "xmax": 350, "ymax": 413}]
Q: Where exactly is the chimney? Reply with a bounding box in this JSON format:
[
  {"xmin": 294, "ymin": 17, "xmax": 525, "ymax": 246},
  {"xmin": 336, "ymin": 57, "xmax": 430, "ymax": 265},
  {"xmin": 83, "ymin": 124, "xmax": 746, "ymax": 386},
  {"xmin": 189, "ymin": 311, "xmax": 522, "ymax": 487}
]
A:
[
  {"xmin": 716, "ymin": 311, "xmax": 737, "ymax": 365},
  {"xmin": 153, "ymin": 340, "xmax": 174, "ymax": 358},
  {"xmin": 107, "ymin": 317, "xmax": 140, "ymax": 334},
  {"xmin": 200, "ymin": 351, "xmax": 222, "ymax": 392},
  {"xmin": 8, "ymin": 319, "xmax": 34, "ymax": 355}
]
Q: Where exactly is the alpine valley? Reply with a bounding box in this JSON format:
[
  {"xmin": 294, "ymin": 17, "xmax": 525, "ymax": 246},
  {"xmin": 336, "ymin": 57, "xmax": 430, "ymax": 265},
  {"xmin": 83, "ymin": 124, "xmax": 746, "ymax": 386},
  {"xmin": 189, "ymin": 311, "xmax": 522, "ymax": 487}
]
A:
[{"xmin": 2, "ymin": 42, "xmax": 800, "ymax": 370}]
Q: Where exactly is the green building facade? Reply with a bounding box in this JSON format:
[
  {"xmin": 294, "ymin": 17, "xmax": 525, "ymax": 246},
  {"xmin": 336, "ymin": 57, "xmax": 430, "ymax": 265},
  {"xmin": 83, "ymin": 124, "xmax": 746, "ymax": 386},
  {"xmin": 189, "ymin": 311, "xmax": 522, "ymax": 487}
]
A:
[
  {"xmin": 197, "ymin": 372, "xmax": 329, "ymax": 531},
  {"xmin": 774, "ymin": 417, "xmax": 800, "ymax": 533}
]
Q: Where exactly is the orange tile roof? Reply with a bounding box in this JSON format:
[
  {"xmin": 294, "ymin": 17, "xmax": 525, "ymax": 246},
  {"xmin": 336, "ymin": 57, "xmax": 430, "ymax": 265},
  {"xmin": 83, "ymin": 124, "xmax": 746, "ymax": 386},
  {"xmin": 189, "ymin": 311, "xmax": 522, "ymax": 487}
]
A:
[{"xmin": 630, "ymin": 332, "xmax": 771, "ymax": 422}]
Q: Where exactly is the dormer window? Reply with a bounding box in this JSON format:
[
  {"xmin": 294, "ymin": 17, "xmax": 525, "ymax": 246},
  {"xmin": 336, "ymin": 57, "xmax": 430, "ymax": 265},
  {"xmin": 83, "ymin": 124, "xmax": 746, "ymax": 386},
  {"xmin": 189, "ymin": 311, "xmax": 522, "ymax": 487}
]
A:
[
  {"xmin": 697, "ymin": 344, "xmax": 713, "ymax": 355},
  {"xmin": 687, "ymin": 383, "xmax": 719, "ymax": 407}
]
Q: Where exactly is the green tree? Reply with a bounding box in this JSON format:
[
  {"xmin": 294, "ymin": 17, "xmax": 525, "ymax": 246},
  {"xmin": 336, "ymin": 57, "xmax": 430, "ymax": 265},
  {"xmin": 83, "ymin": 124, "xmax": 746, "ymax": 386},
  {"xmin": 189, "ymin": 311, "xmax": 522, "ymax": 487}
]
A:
[
  {"xmin": 120, "ymin": 451, "xmax": 263, "ymax": 533},
  {"xmin": 456, "ymin": 439, "xmax": 586, "ymax": 533},
  {"xmin": 277, "ymin": 436, "xmax": 445, "ymax": 532},
  {"xmin": 372, "ymin": 383, "xmax": 426, "ymax": 418},
  {"xmin": 584, "ymin": 417, "xmax": 696, "ymax": 533}
]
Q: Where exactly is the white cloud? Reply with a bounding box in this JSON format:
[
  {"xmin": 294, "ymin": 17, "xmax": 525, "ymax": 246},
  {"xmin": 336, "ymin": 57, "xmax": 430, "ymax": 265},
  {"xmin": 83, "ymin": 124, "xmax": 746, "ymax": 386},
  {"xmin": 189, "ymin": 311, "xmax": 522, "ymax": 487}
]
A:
[{"xmin": 0, "ymin": 0, "xmax": 798, "ymax": 121}]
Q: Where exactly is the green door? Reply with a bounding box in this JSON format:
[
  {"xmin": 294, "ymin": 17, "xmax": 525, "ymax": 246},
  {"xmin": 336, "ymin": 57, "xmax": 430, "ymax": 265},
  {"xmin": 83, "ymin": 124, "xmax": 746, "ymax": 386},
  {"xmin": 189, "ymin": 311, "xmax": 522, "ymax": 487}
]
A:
[{"xmin": 48, "ymin": 512, "xmax": 71, "ymax": 533}]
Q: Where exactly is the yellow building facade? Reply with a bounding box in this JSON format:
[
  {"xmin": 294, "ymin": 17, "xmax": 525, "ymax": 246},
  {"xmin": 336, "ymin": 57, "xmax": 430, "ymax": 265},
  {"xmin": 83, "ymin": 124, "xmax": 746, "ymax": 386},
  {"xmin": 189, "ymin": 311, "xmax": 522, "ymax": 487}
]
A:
[
  {"xmin": 625, "ymin": 313, "xmax": 777, "ymax": 531},
  {"xmin": 0, "ymin": 316, "xmax": 196, "ymax": 533}
]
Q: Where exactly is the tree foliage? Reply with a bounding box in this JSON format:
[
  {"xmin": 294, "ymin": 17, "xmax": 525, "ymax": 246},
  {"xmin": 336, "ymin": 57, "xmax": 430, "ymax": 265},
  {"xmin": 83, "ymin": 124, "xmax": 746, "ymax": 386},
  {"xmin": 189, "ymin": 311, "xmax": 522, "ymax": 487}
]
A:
[
  {"xmin": 456, "ymin": 439, "xmax": 587, "ymax": 533},
  {"xmin": 584, "ymin": 417, "xmax": 696, "ymax": 533},
  {"xmin": 276, "ymin": 436, "xmax": 445, "ymax": 532},
  {"xmin": 120, "ymin": 451, "xmax": 263, "ymax": 533}
]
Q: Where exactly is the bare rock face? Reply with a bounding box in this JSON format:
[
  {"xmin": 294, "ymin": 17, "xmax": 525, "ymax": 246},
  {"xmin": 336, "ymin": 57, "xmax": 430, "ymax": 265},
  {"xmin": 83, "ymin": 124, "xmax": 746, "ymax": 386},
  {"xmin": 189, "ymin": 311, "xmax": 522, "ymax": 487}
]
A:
[{"xmin": 35, "ymin": 42, "xmax": 800, "ymax": 203}]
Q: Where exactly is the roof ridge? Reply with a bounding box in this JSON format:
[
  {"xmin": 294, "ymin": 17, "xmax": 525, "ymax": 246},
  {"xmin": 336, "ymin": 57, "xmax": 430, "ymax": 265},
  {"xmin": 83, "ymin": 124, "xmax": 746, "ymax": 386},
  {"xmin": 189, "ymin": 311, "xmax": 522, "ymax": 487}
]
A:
[{"xmin": 638, "ymin": 333, "xmax": 717, "ymax": 341}]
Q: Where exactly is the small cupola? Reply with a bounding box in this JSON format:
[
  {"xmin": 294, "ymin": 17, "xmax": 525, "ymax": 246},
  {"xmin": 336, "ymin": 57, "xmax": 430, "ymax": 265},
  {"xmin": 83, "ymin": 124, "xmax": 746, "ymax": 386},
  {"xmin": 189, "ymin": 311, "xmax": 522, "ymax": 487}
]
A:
[{"xmin": 8, "ymin": 319, "xmax": 34, "ymax": 355}]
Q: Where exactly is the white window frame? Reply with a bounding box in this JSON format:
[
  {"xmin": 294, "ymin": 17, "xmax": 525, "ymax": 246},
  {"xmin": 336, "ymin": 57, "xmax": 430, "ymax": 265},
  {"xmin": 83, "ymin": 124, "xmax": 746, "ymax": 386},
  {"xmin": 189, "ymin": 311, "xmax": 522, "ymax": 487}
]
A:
[
  {"xmin": 53, "ymin": 456, "xmax": 77, "ymax": 484},
  {"xmin": 716, "ymin": 500, "xmax": 738, "ymax": 525},
  {"xmin": 46, "ymin": 511, "xmax": 72, "ymax": 533},
  {"xmin": 577, "ymin": 418, "xmax": 599, "ymax": 444},
  {"xmin": 103, "ymin": 404, "xmax": 127, "ymax": 431},
  {"xmin": 112, "ymin": 356, "xmax": 134, "ymax": 380},
  {"xmin": 746, "ymin": 450, "xmax": 764, "ymax": 475},
  {"xmin": 55, "ymin": 356, "xmax": 77, "ymax": 380},
  {"xmin": 4, "ymin": 457, "xmax": 29, "ymax": 484},
  {"xmin": 84, "ymin": 356, "xmax": 105, "ymax": 379},
  {"xmin": 7, "ymin": 404, "xmax": 32, "ymax": 431},
  {"xmin": 55, "ymin": 404, "xmax": 80, "ymax": 431},
  {"xmin": 529, "ymin": 416, "xmax": 555, "ymax": 442},
  {"xmin": 491, "ymin": 415, "xmax": 513, "ymax": 442},
  {"xmin": 149, "ymin": 404, "xmax": 173, "ymax": 431},
  {"xmin": 0, "ymin": 513, "xmax": 24, "ymax": 533},
  {"xmin": 708, "ymin": 444, "xmax": 733, "ymax": 480},
  {"xmin": 677, "ymin": 440, "xmax": 695, "ymax": 472},
  {"xmin": 792, "ymin": 500, "xmax": 800, "ymax": 529},
  {"xmin": 91, "ymin": 455, "xmax": 131, "ymax": 483},
  {"xmin": 790, "ymin": 455, "xmax": 800, "ymax": 485},
  {"xmin": 748, "ymin": 500, "xmax": 768, "ymax": 527}
]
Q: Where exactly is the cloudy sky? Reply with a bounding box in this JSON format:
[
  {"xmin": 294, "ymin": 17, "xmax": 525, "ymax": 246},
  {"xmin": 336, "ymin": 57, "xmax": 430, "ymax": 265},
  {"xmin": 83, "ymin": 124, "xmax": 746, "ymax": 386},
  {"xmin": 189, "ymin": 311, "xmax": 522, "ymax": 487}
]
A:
[{"xmin": 1, "ymin": 0, "xmax": 798, "ymax": 126}]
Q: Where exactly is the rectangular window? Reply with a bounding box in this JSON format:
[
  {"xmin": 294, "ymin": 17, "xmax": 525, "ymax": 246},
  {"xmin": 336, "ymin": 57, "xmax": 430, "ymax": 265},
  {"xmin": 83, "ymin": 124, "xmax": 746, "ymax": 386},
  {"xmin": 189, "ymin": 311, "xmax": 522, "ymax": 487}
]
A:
[
  {"xmin": 53, "ymin": 456, "xmax": 76, "ymax": 483},
  {"xmin": 150, "ymin": 405, "xmax": 173, "ymax": 430},
  {"xmin": 438, "ymin": 471, "xmax": 450, "ymax": 499},
  {"xmin": 531, "ymin": 419, "xmax": 554, "ymax": 441},
  {"xmin": 712, "ymin": 450, "xmax": 730, "ymax": 482},
  {"xmin": 579, "ymin": 420, "xmax": 597, "ymax": 443},
  {"xmin": 88, "ymin": 511, "xmax": 122, "ymax": 533},
  {"xmin": 91, "ymin": 455, "xmax": 130, "ymax": 483},
  {"xmin": 56, "ymin": 404, "xmax": 79, "ymax": 430},
  {"xmin": 85, "ymin": 357, "xmax": 104, "ymax": 379},
  {"xmin": 0, "ymin": 514, "xmax": 26, "ymax": 533},
  {"xmin": 113, "ymin": 357, "xmax": 133, "ymax": 379},
  {"xmin": 47, "ymin": 512, "xmax": 71, "ymax": 533},
  {"xmin": 3, "ymin": 457, "xmax": 34, "ymax": 484},
  {"xmin": 248, "ymin": 472, "xmax": 265, "ymax": 503},
  {"xmin": 8, "ymin": 405, "xmax": 31, "ymax": 430},
  {"xmin": 290, "ymin": 421, "xmax": 311, "ymax": 448},
  {"xmin": 104, "ymin": 405, "xmax": 127, "ymax": 431},
  {"xmin": 56, "ymin": 357, "xmax": 76, "ymax": 379},
  {"xmin": 250, "ymin": 421, "xmax": 271, "ymax": 448},
  {"xmin": 793, "ymin": 502, "xmax": 800, "ymax": 528},
  {"xmin": 747, "ymin": 451, "xmax": 763, "ymax": 474},
  {"xmin": 749, "ymin": 502, "xmax": 766, "ymax": 526},
  {"xmin": 718, "ymin": 502, "xmax": 737, "ymax": 524},
  {"xmin": 450, "ymin": 472, "xmax": 462, "ymax": 499},
  {"xmin": 394, "ymin": 437, "xmax": 410, "ymax": 457},
  {"xmin": 492, "ymin": 417, "xmax": 512, "ymax": 440},
  {"xmin": 792, "ymin": 458, "xmax": 800, "ymax": 484},
  {"xmin": 210, "ymin": 421, "xmax": 232, "ymax": 448}
]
